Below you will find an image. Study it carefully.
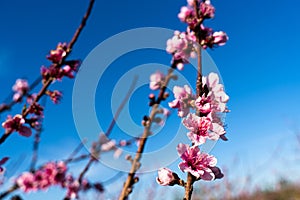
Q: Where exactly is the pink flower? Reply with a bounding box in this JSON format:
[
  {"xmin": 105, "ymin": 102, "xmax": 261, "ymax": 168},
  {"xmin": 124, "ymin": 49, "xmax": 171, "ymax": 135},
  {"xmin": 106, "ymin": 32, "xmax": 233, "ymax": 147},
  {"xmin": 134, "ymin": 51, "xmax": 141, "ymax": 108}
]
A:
[
  {"xmin": 16, "ymin": 172, "xmax": 37, "ymax": 192},
  {"xmin": 195, "ymin": 95, "xmax": 212, "ymax": 114},
  {"xmin": 187, "ymin": 0, "xmax": 194, "ymax": 6},
  {"xmin": 213, "ymin": 31, "xmax": 229, "ymax": 46},
  {"xmin": 47, "ymin": 42, "xmax": 68, "ymax": 63},
  {"xmin": 28, "ymin": 103, "xmax": 44, "ymax": 117},
  {"xmin": 178, "ymin": 6, "xmax": 197, "ymax": 27},
  {"xmin": 34, "ymin": 170, "xmax": 51, "ymax": 189},
  {"xmin": 156, "ymin": 168, "xmax": 180, "ymax": 186},
  {"xmin": 150, "ymin": 71, "xmax": 165, "ymax": 90},
  {"xmin": 41, "ymin": 60, "xmax": 80, "ymax": 81},
  {"xmin": 200, "ymin": 1, "xmax": 215, "ymax": 19},
  {"xmin": 13, "ymin": 93, "xmax": 22, "ymax": 102},
  {"xmin": 12, "ymin": 79, "xmax": 29, "ymax": 102},
  {"xmin": 177, "ymin": 143, "xmax": 221, "ymax": 180},
  {"xmin": 12, "ymin": 79, "xmax": 29, "ymax": 94},
  {"xmin": 65, "ymin": 180, "xmax": 80, "ymax": 199},
  {"xmin": 210, "ymin": 122, "xmax": 226, "ymax": 140},
  {"xmin": 183, "ymin": 113, "xmax": 212, "ymax": 145},
  {"xmin": 198, "ymin": 25, "xmax": 229, "ymax": 49},
  {"xmin": 47, "ymin": 90, "xmax": 62, "ymax": 104},
  {"xmin": 61, "ymin": 60, "xmax": 80, "ymax": 79},
  {"xmin": 169, "ymin": 85, "xmax": 195, "ymax": 117},
  {"xmin": 202, "ymin": 72, "xmax": 229, "ymax": 113},
  {"xmin": 166, "ymin": 31, "xmax": 196, "ymax": 70},
  {"xmin": 2, "ymin": 114, "xmax": 32, "ymax": 137}
]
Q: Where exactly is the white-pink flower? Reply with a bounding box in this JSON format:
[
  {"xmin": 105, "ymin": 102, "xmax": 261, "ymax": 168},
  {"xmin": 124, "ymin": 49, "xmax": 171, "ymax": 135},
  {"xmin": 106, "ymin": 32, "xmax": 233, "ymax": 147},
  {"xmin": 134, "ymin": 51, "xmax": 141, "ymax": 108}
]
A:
[
  {"xmin": 166, "ymin": 31, "xmax": 196, "ymax": 70},
  {"xmin": 202, "ymin": 72, "xmax": 229, "ymax": 113},
  {"xmin": 12, "ymin": 79, "xmax": 29, "ymax": 94},
  {"xmin": 16, "ymin": 172, "xmax": 36, "ymax": 192},
  {"xmin": 168, "ymin": 85, "xmax": 195, "ymax": 117},
  {"xmin": 183, "ymin": 113, "xmax": 212, "ymax": 145},
  {"xmin": 12, "ymin": 79, "xmax": 29, "ymax": 102},
  {"xmin": 213, "ymin": 31, "xmax": 229, "ymax": 46},
  {"xmin": 2, "ymin": 114, "xmax": 32, "ymax": 137},
  {"xmin": 177, "ymin": 143, "xmax": 219, "ymax": 180},
  {"xmin": 149, "ymin": 71, "xmax": 165, "ymax": 90},
  {"xmin": 156, "ymin": 168, "xmax": 179, "ymax": 186}
]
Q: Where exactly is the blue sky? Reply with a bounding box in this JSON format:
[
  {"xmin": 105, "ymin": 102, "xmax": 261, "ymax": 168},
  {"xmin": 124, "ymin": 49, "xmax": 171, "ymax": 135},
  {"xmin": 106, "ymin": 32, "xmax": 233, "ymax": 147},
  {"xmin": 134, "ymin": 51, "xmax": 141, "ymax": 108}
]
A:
[{"xmin": 1, "ymin": 0, "xmax": 300, "ymax": 199}]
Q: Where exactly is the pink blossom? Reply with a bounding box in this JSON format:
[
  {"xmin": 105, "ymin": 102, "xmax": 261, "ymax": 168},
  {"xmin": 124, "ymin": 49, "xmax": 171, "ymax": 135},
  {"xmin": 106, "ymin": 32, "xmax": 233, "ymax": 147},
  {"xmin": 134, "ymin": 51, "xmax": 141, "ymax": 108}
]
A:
[
  {"xmin": 12, "ymin": 79, "xmax": 29, "ymax": 102},
  {"xmin": 198, "ymin": 25, "xmax": 229, "ymax": 49},
  {"xmin": 41, "ymin": 60, "xmax": 80, "ymax": 81},
  {"xmin": 101, "ymin": 139, "xmax": 116, "ymax": 151},
  {"xmin": 177, "ymin": 143, "xmax": 221, "ymax": 180},
  {"xmin": 150, "ymin": 71, "xmax": 165, "ymax": 90},
  {"xmin": 168, "ymin": 85, "xmax": 195, "ymax": 117},
  {"xmin": 65, "ymin": 180, "xmax": 80, "ymax": 199},
  {"xmin": 202, "ymin": 72, "xmax": 229, "ymax": 113},
  {"xmin": 156, "ymin": 168, "xmax": 180, "ymax": 186},
  {"xmin": 47, "ymin": 90, "xmax": 62, "ymax": 104},
  {"xmin": 119, "ymin": 140, "xmax": 127, "ymax": 147},
  {"xmin": 16, "ymin": 172, "xmax": 36, "ymax": 192},
  {"xmin": 183, "ymin": 113, "xmax": 211, "ymax": 145},
  {"xmin": 13, "ymin": 93, "xmax": 22, "ymax": 102},
  {"xmin": 47, "ymin": 42, "xmax": 68, "ymax": 63},
  {"xmin": 213, "ymin": 31, "xmax": 229, "ymax": 46},
  {"xmin": 200, "ymin": 1, "xmax": 215, "ymax": 19},
  {"xmin": 28, "ymin": 103, "xmax": 44, "ymax": 117},
  {"xmin": 12, "ymin": 79, "xmax": 29, "ymax": 94},
  {"xmin": 2, "ymin": 114, "xmax": 32, "ymax": 137},
  {"xmin": 178, "ymin": 6, "xmax": 197, "ymax": 27},
  {"xmin": 43, "ymin": 161, "xmax": 67, "ymax": 185},
  {"xmin": 187, "ymin": 0, "xmax": 194, "ymax": 6},
  {"xmin": 166, "ymin": 31, "xmax": 196, "ymax": 70},
  {"xmin": 34, "ymin": 170, "xmax": 51, "ymax": 189},
  {"xmin": 210, "ymin": 122, "xmax": 226, "ymax": 140},
  {"xmin": 195, "ymin": 95, "xmax": 212, "ymax": 114},
  {"xmin": 61, "ymin": 62, "xmax": 78, "ymax": 79}
]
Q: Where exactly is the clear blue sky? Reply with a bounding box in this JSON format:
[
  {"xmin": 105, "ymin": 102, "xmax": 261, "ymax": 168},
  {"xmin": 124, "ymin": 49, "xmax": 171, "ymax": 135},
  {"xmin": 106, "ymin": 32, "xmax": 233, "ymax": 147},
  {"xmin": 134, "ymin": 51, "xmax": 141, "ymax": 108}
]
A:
[{"xmin": 1, "ymin": 0, "xmax": 300, "ymax": 199}]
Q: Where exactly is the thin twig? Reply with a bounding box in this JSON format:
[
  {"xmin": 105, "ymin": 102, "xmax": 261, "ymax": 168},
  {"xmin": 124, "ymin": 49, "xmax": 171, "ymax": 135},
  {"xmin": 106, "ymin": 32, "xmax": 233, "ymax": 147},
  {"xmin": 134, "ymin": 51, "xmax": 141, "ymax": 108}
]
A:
[
  {"xmin": 29, "ymin": 97, "xmax": 47, "ymax": 172},
  {"xmin": 118, "ymin": 67, "xmax": 176, "ymax": 200},
  {"xmin": 74, "ymin": 76, "xmax": 139, "ymax": 186},
  {"xmin": 66, "ymin": 139, "xmax": 87, "ymax": 162},
  {"xmin": 106, "ymin": 76, "xmax": 138, "ymax": 137}
]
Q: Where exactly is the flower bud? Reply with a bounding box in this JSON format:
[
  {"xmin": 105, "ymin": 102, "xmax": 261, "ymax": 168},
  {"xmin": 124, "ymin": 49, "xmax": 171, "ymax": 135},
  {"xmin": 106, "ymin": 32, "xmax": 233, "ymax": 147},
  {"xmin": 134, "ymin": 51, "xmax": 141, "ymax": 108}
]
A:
[{"xmin": 156, "ymin": 168, "xmax": 180, "ymax": 186}]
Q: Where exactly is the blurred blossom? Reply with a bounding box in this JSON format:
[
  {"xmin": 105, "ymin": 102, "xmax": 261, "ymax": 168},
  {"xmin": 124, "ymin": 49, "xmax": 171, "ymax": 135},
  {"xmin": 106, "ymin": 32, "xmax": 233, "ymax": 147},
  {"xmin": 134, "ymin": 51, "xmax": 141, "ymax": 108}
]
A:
[{"xmin": 12, "ymin": 79, "xmax": 29, "ymax": 102}]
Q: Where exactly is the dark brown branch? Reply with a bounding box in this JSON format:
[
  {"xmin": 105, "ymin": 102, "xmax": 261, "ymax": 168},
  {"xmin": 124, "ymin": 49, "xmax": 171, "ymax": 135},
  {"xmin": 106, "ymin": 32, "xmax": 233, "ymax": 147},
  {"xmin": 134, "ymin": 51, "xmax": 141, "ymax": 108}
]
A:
[
  {"xmin": 78, "ymin": 159, "xmax": 94, "ymax": 184},
  {"xmin": 195, "ymin": 45, "xmax": 202, "ymax": 98},
  {"xmin": 0, "ymin": 184, "xmax": 19, "ymax": 199}
]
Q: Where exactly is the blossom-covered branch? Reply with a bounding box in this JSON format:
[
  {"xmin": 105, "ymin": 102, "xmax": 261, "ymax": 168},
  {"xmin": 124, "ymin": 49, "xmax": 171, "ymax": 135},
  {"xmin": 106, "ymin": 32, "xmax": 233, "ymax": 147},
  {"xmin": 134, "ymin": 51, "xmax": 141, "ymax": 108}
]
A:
[
  {"xmin": 0, "ymin": 0, "xmax": 96, "ymax": 145},
  {"xmin": 156, "ymin": 1, "xmax": 229, "ymax": 200}
]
